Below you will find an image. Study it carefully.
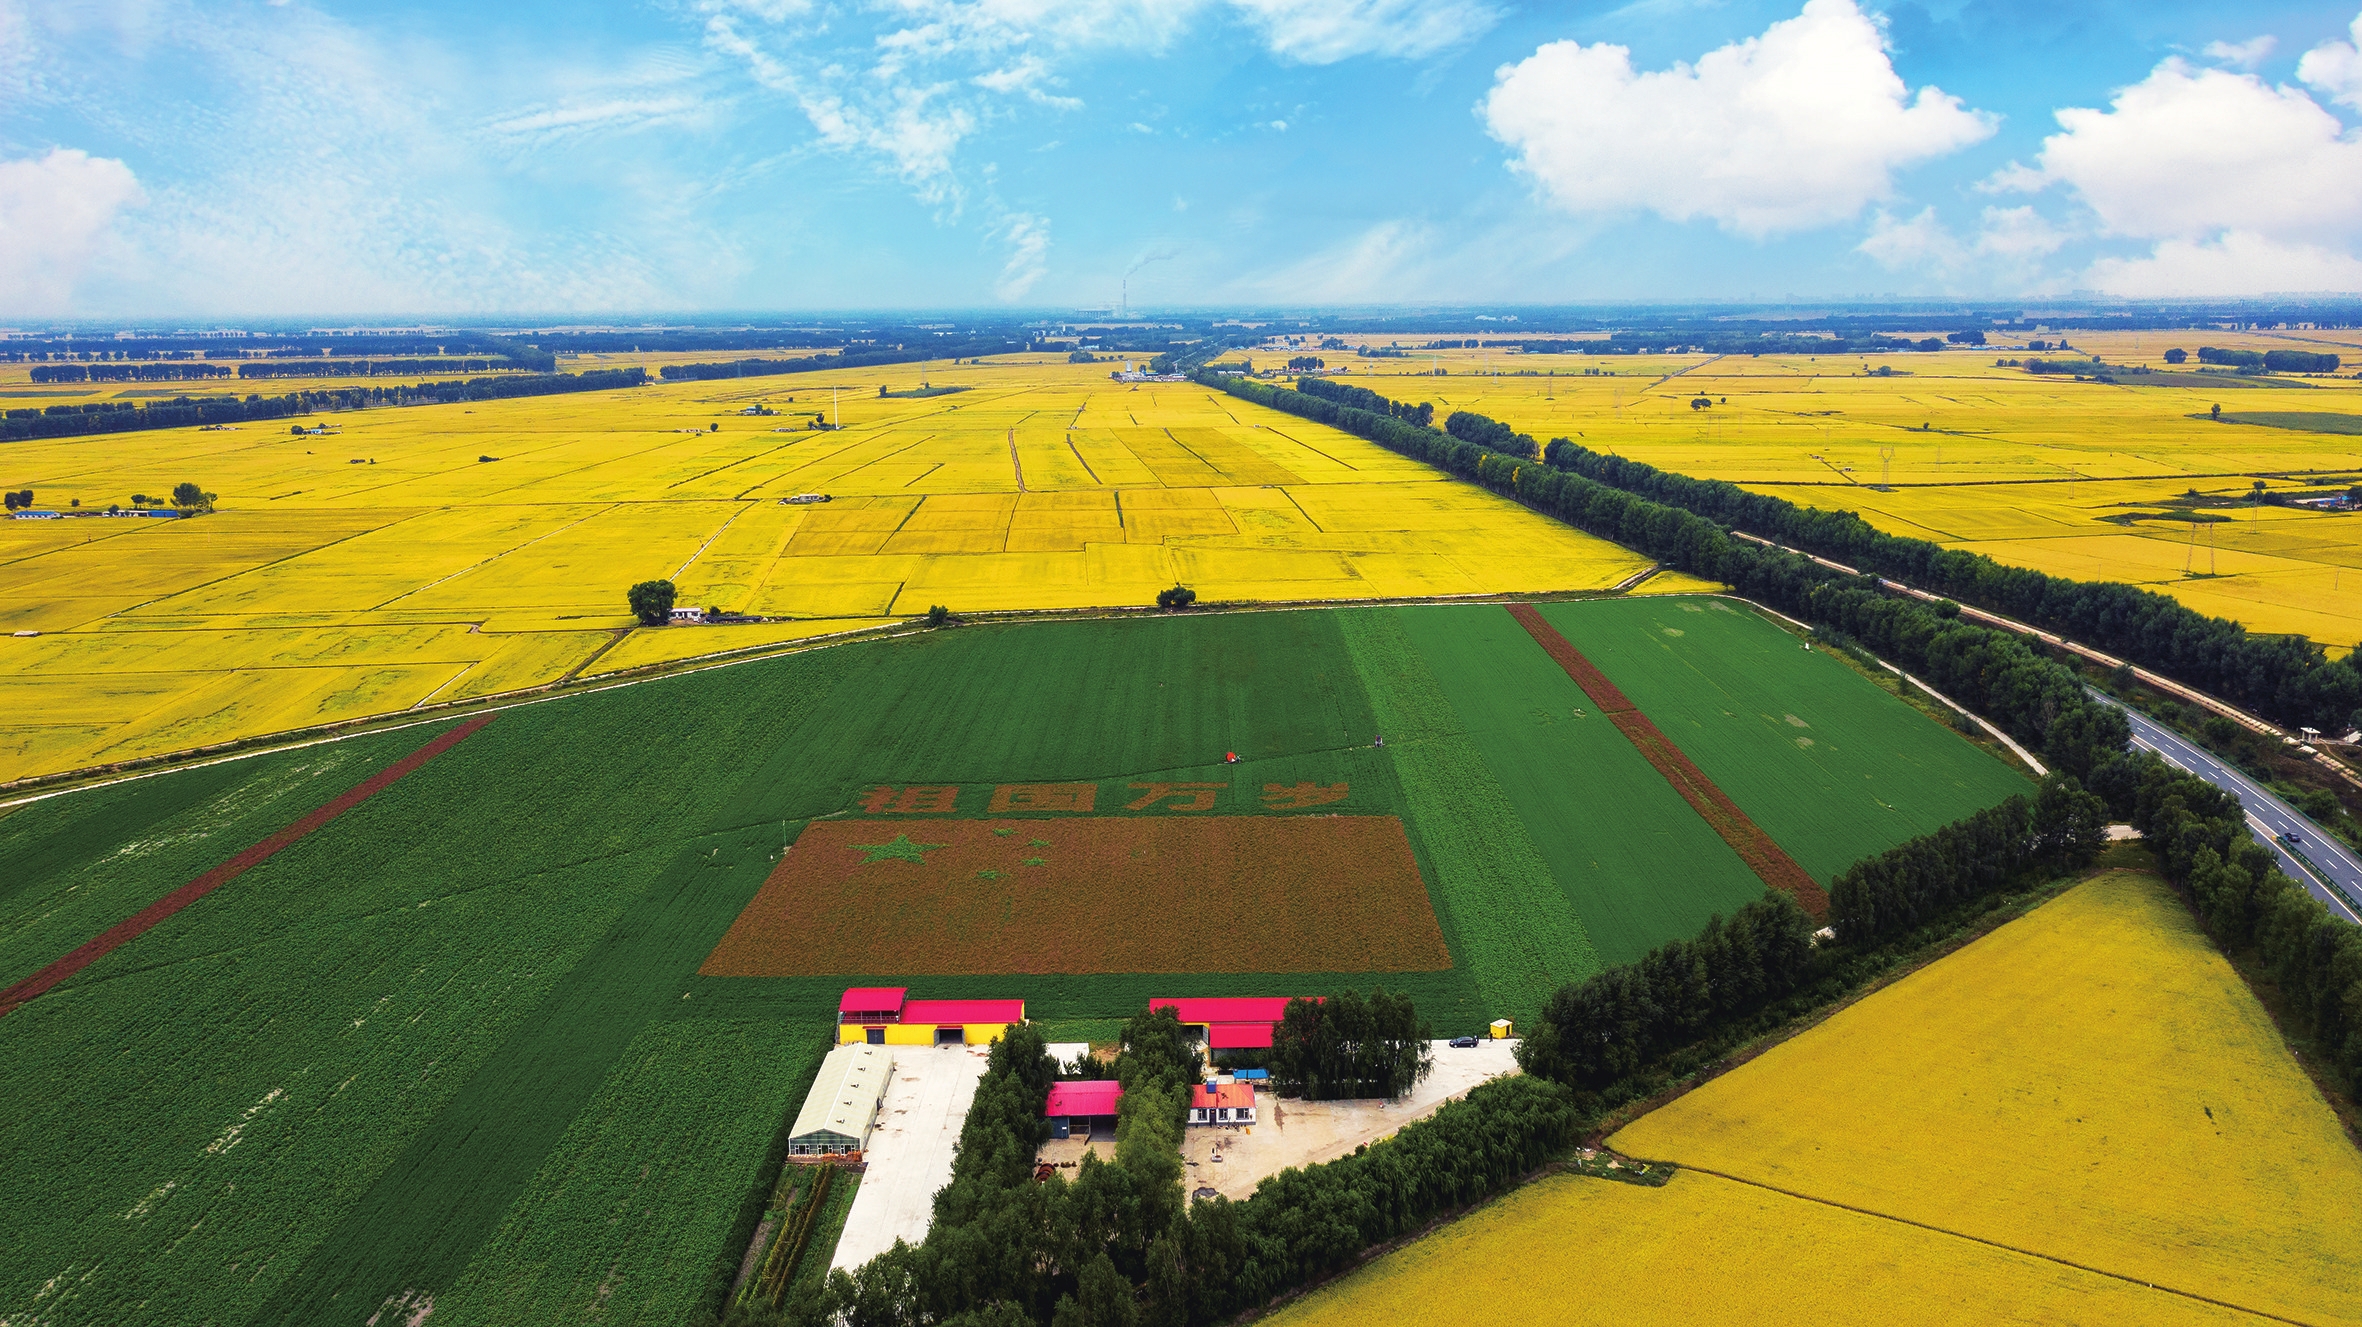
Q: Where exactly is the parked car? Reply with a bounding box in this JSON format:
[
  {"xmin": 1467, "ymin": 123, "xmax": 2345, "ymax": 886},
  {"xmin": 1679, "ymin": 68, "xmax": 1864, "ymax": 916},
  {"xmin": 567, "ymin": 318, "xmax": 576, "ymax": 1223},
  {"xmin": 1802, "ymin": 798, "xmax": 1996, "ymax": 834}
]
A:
[{"xmin": 1447, "ymin": 1035, "xmax": 1480, "ymax": 1048}]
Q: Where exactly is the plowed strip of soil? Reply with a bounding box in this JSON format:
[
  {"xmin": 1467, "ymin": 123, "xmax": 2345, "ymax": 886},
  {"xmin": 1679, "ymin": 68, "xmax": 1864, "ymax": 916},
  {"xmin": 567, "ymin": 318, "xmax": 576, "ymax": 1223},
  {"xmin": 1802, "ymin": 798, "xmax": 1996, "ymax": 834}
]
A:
[
  {"xmin": 1508, "ymin": 605, "xmax": 1829, "ymax": 917},
  {"xmin": 0, "ymin": 714, "xmax": 496, "ymax": 1018},
  {"xmin": 701, "ymin": 815, "xmax": 1453, "ymax": 976}
]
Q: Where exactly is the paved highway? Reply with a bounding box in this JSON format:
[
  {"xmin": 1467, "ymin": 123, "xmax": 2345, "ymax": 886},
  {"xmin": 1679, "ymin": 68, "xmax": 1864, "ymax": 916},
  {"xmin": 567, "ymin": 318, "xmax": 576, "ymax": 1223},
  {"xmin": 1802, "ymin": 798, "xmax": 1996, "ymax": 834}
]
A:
[{"xmin": 2094, "ymin": 691, "xmax": 2362, "ymax": 924}]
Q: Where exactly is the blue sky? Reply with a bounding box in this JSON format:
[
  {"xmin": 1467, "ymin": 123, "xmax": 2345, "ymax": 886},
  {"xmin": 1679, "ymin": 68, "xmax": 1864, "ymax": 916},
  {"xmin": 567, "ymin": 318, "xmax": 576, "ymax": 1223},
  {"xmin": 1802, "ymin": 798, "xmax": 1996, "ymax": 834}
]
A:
[{"xmin": 5, "ymin": 0, "xmax": 2362, "ymax": 317}]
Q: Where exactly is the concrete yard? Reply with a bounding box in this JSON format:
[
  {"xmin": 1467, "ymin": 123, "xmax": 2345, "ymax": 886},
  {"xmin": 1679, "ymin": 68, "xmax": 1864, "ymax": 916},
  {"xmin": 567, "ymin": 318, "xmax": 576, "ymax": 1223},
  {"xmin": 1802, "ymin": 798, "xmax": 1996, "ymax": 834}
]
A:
[
  {"xmin": 1181, "ymin": 1040, "xmax": 1521, "ymax": 1200},
  {"xmin": 830, "ymin": 1043, "xmax": 993, "ymax": 1271}
]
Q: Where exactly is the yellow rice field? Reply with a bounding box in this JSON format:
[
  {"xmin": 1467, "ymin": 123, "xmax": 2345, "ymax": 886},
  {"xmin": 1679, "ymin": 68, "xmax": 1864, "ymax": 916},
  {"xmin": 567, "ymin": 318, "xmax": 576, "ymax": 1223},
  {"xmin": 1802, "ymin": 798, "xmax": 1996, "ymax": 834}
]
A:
[
  {"xmin": 0, "ymin": 356, "xmax": 1645, "ymax": 782},
  {"xmin": 1264, "ymin": 1171, "xmax": 2264, "ymax": 1327},
  {"xmin": 1270, "ymin": 868, "xmax": 2360, "ymax": 1325},
  {"xmin": 1340, "ymin": 340, "xmax": 2362, "ymax": 648},
  {"xmin": 1611, "ymin": 870, "xmax": 2362, "ymax": 1325}
]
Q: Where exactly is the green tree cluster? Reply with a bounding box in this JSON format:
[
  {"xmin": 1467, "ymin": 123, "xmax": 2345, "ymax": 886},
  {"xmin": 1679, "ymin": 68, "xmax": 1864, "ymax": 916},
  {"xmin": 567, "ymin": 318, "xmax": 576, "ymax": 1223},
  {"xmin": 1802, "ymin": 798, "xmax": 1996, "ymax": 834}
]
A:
[
  {"xmin": 1267, "ymin": 989, "xmax": 1431, "ymax": 1100},
  {"xmin": 628, "ymin": 579, "xmax": 677, "ymax": 625}
]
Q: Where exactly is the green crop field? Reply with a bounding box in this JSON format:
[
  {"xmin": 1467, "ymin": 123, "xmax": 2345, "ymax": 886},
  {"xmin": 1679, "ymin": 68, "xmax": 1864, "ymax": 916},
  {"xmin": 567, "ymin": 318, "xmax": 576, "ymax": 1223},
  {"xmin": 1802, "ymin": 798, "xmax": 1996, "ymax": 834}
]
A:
[
  {"xmin": 0, "ymin": 598, "xmax": 2026, "ymax": 1326},
  {"xmin": 1390, "ymin": 604, "xmax": 1766, "ymax": 967},
  {"xmin": 1540, "ymin": 597, "xmax": 2037, "ymax": 883}
]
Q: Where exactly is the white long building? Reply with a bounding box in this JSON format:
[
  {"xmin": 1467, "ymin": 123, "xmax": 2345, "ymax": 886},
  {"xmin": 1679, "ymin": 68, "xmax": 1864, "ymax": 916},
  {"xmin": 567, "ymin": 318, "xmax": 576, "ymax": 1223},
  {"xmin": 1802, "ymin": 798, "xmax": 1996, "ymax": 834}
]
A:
[{"xmin": 787, "ymin": 1042, "xmax": 893, "ymax": 1157}]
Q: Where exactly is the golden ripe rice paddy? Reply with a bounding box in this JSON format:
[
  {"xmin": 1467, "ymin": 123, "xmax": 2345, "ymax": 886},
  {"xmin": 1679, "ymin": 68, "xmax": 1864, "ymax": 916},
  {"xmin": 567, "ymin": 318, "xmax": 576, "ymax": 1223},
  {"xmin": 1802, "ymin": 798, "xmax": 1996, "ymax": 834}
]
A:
[
  {"xmin": 1263, "ymin": 1171, "xmax": 2264, "ymax": 1327},
  {"xmin": 1345, "ymin": 341, "xmax": 2362, "ymax": 649},
  {"xmin": 1270, "ymin": 869, "xmax": 2361, "ymax": 1325},
  {"xmin": 0, "ymin": 357, "xmax": 1646, "ymax": 782},
  {"xmin": 1609, "ymin": 869, "xmax": 2362, "ymax": 1325}
]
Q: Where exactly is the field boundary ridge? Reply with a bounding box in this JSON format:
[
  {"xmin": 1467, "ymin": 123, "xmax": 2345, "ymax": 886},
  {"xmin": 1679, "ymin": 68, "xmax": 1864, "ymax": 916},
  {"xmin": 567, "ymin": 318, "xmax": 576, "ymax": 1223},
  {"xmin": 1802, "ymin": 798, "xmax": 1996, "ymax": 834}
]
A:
[
  {"xmin": 0, "ymin": 713, "xmax": 495, "ymax": 1018},
  {"xmin": 1507, "ymin": 603, "xmax": 1830, "ymax": 918},
  {"xmin": 1676, "ymin": 1165, "xmax": 2318, "ymax": 1327}
]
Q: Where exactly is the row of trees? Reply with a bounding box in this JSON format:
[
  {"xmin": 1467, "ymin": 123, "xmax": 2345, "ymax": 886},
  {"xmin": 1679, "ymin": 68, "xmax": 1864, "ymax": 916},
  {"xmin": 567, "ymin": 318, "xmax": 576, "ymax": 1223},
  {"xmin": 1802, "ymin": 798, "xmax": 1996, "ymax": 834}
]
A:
[
  {"xmin": 233, "ymin": 358, "xmax": 518, "ymax": 379},
  {"xmin": 2198, "ymin": 346, "xmax": 2344, "ymax": 373},
  {"xmin": 1529, "ymin": 436, "xmax": 2362, "ymax": 733},
  {"xmin": 1290, "ymin": 375, "xmax": 1433, "ymax": 427},
  {"xmin": 0, "ymin": 368, "xmax": 648, "ymax": 443},
  {"xmin": 1203, "ymin": 373, "xmax": 2131, "ymax": 778},
  {"xmin": 1266, "ymin": 989, "xmax": 1431, "ymax": 1100},
  {"xmin": 1830, "ymin": 776, "xmax": 2109, "ymax": 945},
  {"xmin": 1443, "ymin": 409, "xmax": 1539, "ymax": 458},
  {"xmin": 1519, "ymin": 771, "xmax": 2113, "ymax": 1108},
  {"xmin": 660, "ymin": 341, "xmax": 1025, "ymax": 383},
  {"xmin": 30, "ymin": 362, "xmax": 233, "ymax": 383},
  {"xmin": 1519, "ymin": 893, "xmax": 1816, "ymax": 1091}
]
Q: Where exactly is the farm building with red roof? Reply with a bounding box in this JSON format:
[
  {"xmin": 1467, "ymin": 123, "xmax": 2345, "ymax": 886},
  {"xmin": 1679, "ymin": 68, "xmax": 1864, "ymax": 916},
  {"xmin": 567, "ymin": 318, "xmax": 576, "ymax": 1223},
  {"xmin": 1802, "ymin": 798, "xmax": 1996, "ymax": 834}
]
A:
[
  {"xmin": 1149, "ymin": 996, "xmax": 1306, "ymax": 1050},
  {"xmin": 1188, "ymin": 1081, "xmax": 1257, "ymax": 1126},
  {"xmin": 1044, "ymin": 1080, "xmax": 1123, "ymax": 1139},
  {"xmin": 837, "ymin": 986, "xmax": 1025, "ymax": 1046}
]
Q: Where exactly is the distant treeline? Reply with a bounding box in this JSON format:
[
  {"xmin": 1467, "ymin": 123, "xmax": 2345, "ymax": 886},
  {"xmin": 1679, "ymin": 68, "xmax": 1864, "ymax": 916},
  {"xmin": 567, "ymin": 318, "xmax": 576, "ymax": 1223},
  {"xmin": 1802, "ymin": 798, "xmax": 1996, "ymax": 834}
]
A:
[
  {"xmin": 657, "ymin": 340, "xmax": 1025, "ymax": 382},
  {"xmin": 1229, "ymin": 366, "xmax": 2362, "ymax": 741},
  {"xmin": 1, "ymin": 368, "xmax": 647, "ymax": 443},
  {"xmin": 1459, "ymin": 331, "xmax": 1961, "ymax": 357},
  {"xmin": 2198, "ymin": 346, "xmax": 2343, "ymax": 373},
  {"xmin": 1533, "ymin": 440, "xmax": 2362, "ymax": 734},
  {"xmin": 232, "ymin": 358, "xmax": 519, "ymax": 379},
  {"xmin": 30, "ymin": 363, "xmax": 233, "ymax": 383},
  {"xmin": 30, "ymin": 358, "xmax": 537, "ymax": 383},
  {"xmin": 1206, "ymin": 371, "xmax": 2136, "ymax": 776}
]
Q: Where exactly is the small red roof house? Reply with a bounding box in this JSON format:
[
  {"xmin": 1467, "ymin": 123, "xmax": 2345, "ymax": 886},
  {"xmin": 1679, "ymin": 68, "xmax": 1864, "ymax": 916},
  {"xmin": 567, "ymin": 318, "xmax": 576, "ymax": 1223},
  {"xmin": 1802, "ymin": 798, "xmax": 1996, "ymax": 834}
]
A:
[
  {"xmin": 1188, "ymin": 1081, "xmax": 1256, "ymax": 1126},
  {"xmin": 1046, "ymin": 1080, "xmax": 1122, "ymax": 1139},
  {"xmin": 838, "ymin": 987, "xmax": 1025, "ymax": 1046}
]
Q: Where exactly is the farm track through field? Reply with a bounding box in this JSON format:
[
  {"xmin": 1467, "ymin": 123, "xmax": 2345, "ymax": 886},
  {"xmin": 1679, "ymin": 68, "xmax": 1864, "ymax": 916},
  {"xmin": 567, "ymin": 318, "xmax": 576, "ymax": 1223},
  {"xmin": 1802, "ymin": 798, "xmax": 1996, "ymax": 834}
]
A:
[
  {"xmin": 1670, "ymin": 1166, "xmax": 2318, "ymax": 1327},
  {"xmin": 0, "ymin": 714, "xmax": 493, "ymax": 1018},
  {"xmin": 1507, "ymin": 604, "xmax": 1829, "ymax": 917}
]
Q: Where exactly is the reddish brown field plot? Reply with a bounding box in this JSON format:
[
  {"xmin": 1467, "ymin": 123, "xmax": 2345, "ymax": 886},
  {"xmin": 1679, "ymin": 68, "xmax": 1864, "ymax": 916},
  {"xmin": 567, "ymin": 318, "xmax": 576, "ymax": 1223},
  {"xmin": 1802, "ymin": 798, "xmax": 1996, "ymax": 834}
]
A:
[{"xmin": 701, "ymin": 815, "xmax": 1453, "ymax": 976}]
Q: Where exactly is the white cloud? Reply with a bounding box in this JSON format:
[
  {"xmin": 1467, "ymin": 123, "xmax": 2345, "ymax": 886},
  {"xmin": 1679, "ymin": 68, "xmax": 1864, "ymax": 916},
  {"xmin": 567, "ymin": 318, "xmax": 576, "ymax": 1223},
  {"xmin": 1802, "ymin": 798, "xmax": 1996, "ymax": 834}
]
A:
[
  {"xmin": 1482, "ymin": 0, "xmax": 1994, "ymax": 237},
  {"xmin": 2297, "ymin": 10, "xmax": 2362, "ymax": 109},
  {"xmin": 1229, "ymin": 0, "xmax": 1500, "ymax": 65},
  {"xmin": 0, "ymin": 148, "xmax": 144, "ymax": 316},
  {"xmin": 2003, "ymin": 55, "xmax": 2362, "ymax": 294},
  {"xmin": 992, "ymin": 210, "xmax": 1050, "ymax": 299},
  {"xmin": 2086, "ymin": 232, "xmax": 2362, "ymax": 296},
  {"xmin": 2202, "ymin": 36, "xmax": 2275, "ymax": 70},
  {"xmin": 2026, "ymin": 61, "xmax": 2362, "ymax": 243},
  {"xmin": 1858, "ymin": 207, "xmax": 1962, "ymax": 271},
  {"xmin": 1975, "ymin": 205, "xmax": 2066, "ymax": 258},
  {"xmin": 1856, "ymin": 203, "xmax": 2068, "ymax": 284}
]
